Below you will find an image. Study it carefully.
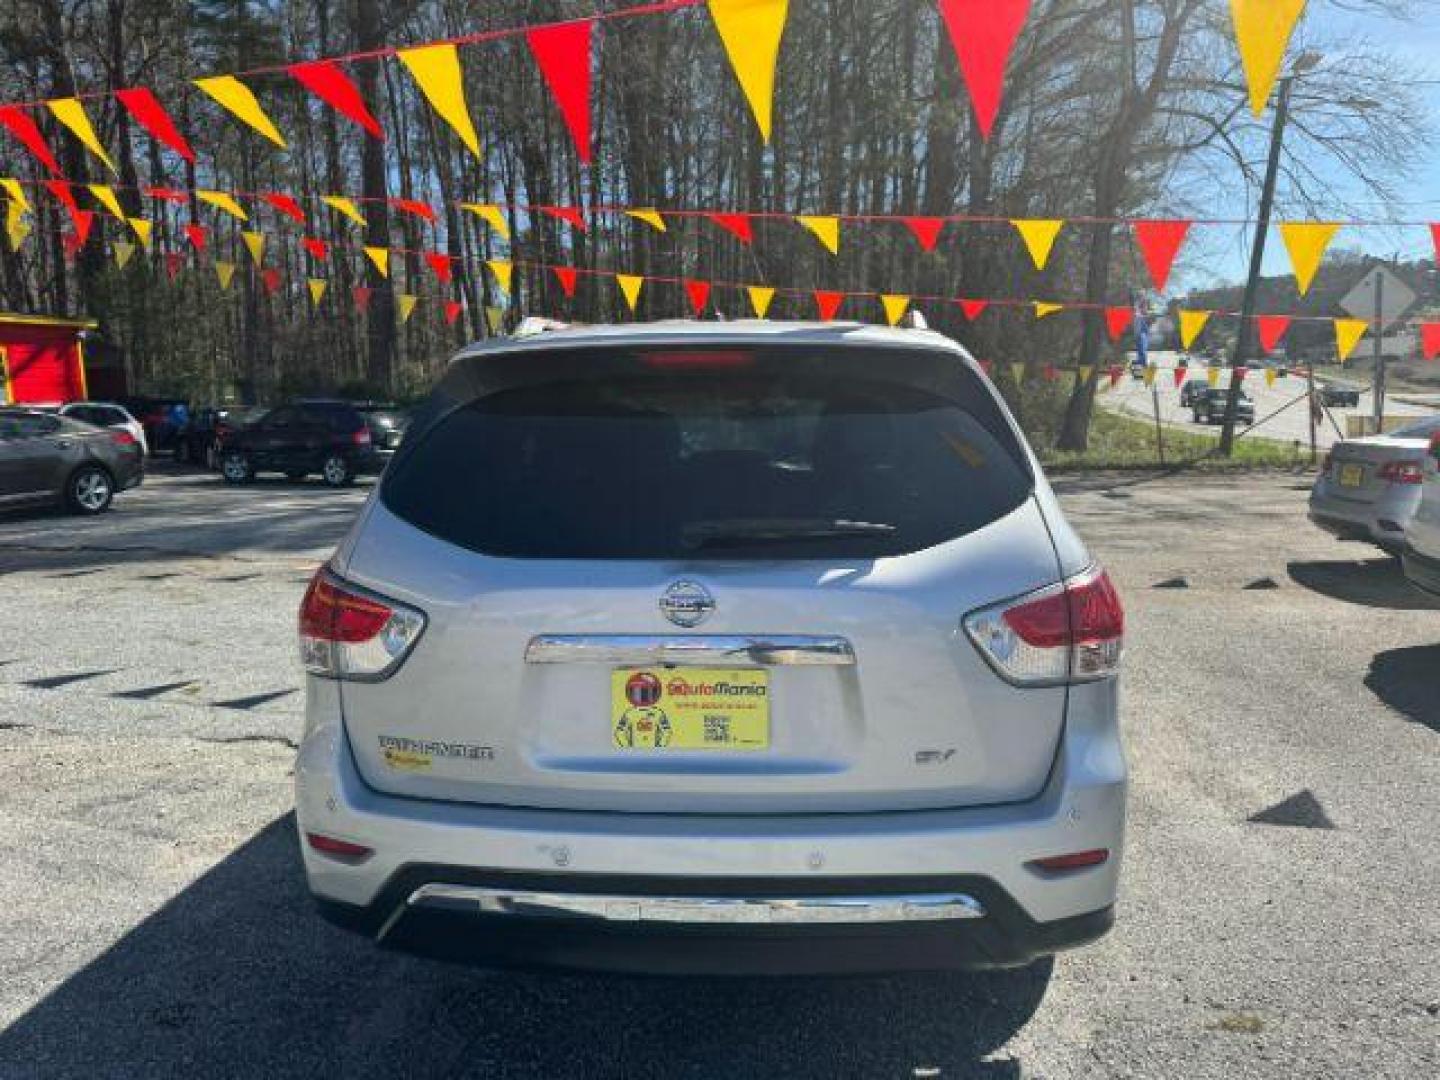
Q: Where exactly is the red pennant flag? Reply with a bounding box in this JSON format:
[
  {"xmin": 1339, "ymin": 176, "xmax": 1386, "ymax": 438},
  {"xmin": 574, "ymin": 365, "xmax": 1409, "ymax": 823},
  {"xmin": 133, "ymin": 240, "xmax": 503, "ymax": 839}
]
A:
[
  {"xmin": 262, "ymin": 193, "xmax": 306, "ymax": 222},
  {"xmin": 424, "ymin": 251, "xmax": 453, "ymax": 283},
  {"xmin": 526, "ymin": 20, "xmax": 594, "ymax": 165},
  {"xmin": 164, "ymin": 252, "xmax": 184, "ymax": 280},
  {"xmin": 553, "ymin": 266, "xmax": 578, "ymax": 298},
  {"xmin": 684, "ymin": 279, "xmax": 712, "ymax": 316},
  {"xmin": 1430, "ymin": 224, "xmax": 1440, "ymax": 264},
  {"xmin": 1421, "ymin": 322, "xmax": 1440, "ymax": 361},
  {"xmin": 1042, "ymin": 363, "xmax": 1058, "ymax": 382},
  {"xmin": 1107, "ymin": 365, "xmax": 1124, "ymax": 387},
  {"xmin": 900, "ymin": 216, "xmax": 945, "ymax": 252},
  {"xmin": 937, "ymin": 0, "xmax": 1031, "ymax": 140},
  {"xmin": 261, "ymin": 268, "xmax": 282, "ymax": 295},
  {"xmin": 1133, "ymin": 220, "xmax": 1190, "ymax": 293},
  {"xmin": 289, "ymin": 60, "xmax": 384, "ymax": 139},
  {"xmin": 184, "ymin": 224, "xmax": 207, "ymax": 251},
  {"xmin": 540, "ymin": 205, "xmax": 587, "ymax": 232},
  {"xmin": 957, "ymin": 299, "xmax": 989, "ymax": 321},
  {"xmin": 115, "ymin": 88, "xmax": 195, "ymax": 162},
  {"xmin": 391, "ymin": 198, "xmax": 437, "ymax": 223},
  {"xmin": 813, "ymin": 290, "xmax": 845, "ymax": 321},
  {"xmin": 146, "ymin": 186, "xmax": 188, "ymax": 203},
  {"xmin": 1104, "ymin": 306, "xmax": 1134, "ymax": 342},
  {"xmin": 63, "ymin": 209, "xmax": 94, "ymax": 248},
  {"xmin": 1256, "ymin": 315, "xmax": 1291, "ymax": 353},
  {"xmin": 301, "ymin": 237, "xmax": 329, "ymax": 261},
  {"xmin": 352, "ymin": 285, "xmax": 373, "ymax": 312},
  {"xmin": 443, "ymin": 299, "xmax": 464, "ymax": 326},
  {"xmin": 1174, "ymin": 366, "xmax": 1188, "ymax": 387},
  {"xmin": 1235, "ymin": 366, "xmax": 1248, "ymax": 383},
  {"xmin": 707, "ymin": 212, "xmax": 753, "ymax": 244},
  {"xmin": 0, "ymin": 106, "xmax": 60, "ymax": 174}
]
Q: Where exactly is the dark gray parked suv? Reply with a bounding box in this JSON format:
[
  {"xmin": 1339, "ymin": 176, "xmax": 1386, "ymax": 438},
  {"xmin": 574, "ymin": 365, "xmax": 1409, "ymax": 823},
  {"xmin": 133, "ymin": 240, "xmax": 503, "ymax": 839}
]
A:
[{"xmin": 0, "ymin": 407, "xmax": 144, "ymax": 515}]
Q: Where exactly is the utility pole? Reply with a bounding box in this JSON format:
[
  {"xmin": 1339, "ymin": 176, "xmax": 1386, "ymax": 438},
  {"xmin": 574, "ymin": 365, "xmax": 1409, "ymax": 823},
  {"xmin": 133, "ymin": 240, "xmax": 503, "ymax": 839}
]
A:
[
  {"xmin": 1220, "ymin": 52, "xmax": 1322, "ymax": 454},
  {"xmin": 1372, "ymin": 271, "xmax": 1385, "ymax": 434}
]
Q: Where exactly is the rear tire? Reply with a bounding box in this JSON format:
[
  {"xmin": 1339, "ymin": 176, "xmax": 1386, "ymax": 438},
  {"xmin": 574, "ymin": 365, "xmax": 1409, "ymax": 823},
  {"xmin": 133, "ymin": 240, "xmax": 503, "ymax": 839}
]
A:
[
  {"xmin": 320, "ymin": 454, "xmax": 353, "ymax": 487},
  {"xmin": 221, "ymin": 453, "xmax": 254, "ymax": 484},
  {"xmin": 66, "ymin": 465, "xmax": 114, "ymax": 515}
]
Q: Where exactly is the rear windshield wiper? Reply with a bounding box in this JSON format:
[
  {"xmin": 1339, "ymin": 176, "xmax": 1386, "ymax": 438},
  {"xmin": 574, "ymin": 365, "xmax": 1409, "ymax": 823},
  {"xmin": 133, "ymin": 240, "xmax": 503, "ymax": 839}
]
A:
[{"xmin": 681, "ymin": 518, "xmax": 897, "ymax": 549}]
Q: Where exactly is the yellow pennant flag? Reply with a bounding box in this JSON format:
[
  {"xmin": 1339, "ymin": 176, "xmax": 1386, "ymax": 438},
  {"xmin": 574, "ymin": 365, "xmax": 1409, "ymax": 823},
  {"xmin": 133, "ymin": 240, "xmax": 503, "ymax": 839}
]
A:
[
  {"xmin": 461, "ymin": 202, "xmax": 509, "ymax": 239},
  {"xmin": 1012, "ymin": 219, "xmax": 1064, "ymax": 270},
  {"xmin": 616, "ymin": 273, "xmax": 644, "ymax": 312},
  {"xmin": 398, "ymin": 44, "xmax": 481, "ymax": 158},
  {"xmin": 1, "ymin": 178, "xmax": 30, "ymax": 214},
  {"xmin": 1265, "ymin": 368, "xmax": 1277, "ymax": 388},
  {"xmin": 322, "ymin": 195, "xmax": 366, "ymax": 227},
  {"xmin": 880, "ymin": 294, "xmax": 910, "ymax": 327},
  {"xmin": 1077, "ymin": 365, "xmax": 1093, "ymax": 385},
  {"xmin": 1178, "ymin": 309, "xmax": 1212, "ymax": 350},
  {"xmin": 486, "ymin": 258, "xmax": 513, "ymax": 295},
  {"xmin": 1034, "ymin": 301, "xmax": 1064, "ymax": 320},
  {"xmin": 1206, "ymin": 365, "xmax": 1221, "ymax": 387},
  {"xmin": 1279, "ymin": 222, "xmax": 1339, "ymax": 296},
  {"xmin": 128, "ymin": 217, "xmax": 153, "ymax": 248},
  {"xmin": 47, "ymin": 98, "xmax": 116, "ymax": 173},
  {"xmin": 199, "ymin": 190, "xmax": 249, "ymax": 221},
  {"xmin": 6, "ymin": 216, "xmax": 30, "ymax": 251},
  {"xmin": 112, "ymin": 240, "xmax": 136, "ymax": 269},
  {"xmin": 1010, "ymin": 363, "xmax": 1027, "ymax": 385},
  {"xmin": 797, "ymin": 214, "xmax": 839, "ymax": 255},
  {"xmin": 194, "ymin": 75, "xmax": 287, "ymax": 148},
  {"xmin": 1334, "ymin": 318, "xmax": 1368, "ymax": 362},
  {"xmin": 625, "ymin": 208, "xmax": 667, "ymax": 232},
  {"xmin": 708, "ymin": 0, "xmax": 788, "ymax": 143},
  {"xmin": 308, "ymin": 279, "xmax": 328, "ymax": 306},
  {"xmin": 1143, "ymin": 365, "xmax": 1158, "ymax": 387},
  {"xmin": 88, "ymin": 184, "xmax": 126, "ymax": 221},
  {"xmin": 1230, "ymin": 0, "xmax": 1309, "ymax": 116},
  {"xmin": 747, "ymin": 284, "xmax": 776, "ymax": 319},
  {"xmin": 241, "ymin": 230, "xmax": 266, "ymax": 265},
  {"xmin": 485, "ymin": 306, "xmax": 506, "ymax": 334},
  {"xmin": 363, "ymin": 245, "xmax": 389, "ymax": 277},
  {"xmin": 397, "ymin": 294, "xmax": 419, "ymax": 324},
  {"xmin": 215, "ymin": 261, "xmax": 237, "ymax": 291}
]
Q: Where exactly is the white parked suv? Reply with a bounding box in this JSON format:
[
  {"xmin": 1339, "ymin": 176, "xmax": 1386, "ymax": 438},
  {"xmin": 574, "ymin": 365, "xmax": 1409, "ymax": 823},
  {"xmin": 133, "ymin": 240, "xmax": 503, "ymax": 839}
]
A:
[
  {"xmin": 1402, "ymin": 429, "xmax": 1440, "ymax": 597},
  {"xmin": 294, "ymin": 321, "xmax": 1127, "ymax": 974}
]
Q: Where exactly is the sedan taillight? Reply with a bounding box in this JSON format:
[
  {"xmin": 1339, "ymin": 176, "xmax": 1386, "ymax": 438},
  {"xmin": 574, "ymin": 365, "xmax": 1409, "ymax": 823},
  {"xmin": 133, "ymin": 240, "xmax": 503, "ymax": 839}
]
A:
[
  {"xmin": 110, "ymin": 430, "xmax": 137, "ymax": 447},
  {"xmin": 1378, "ymin": 460, "xmax": 1424, "ymax": 485},
  {"xmin": 298, "ymin": 567, "xmax": 426, "ymax": 681},
  {"xmin": 964, "ymin": 567, "xmax": 1124, "ymax": 686}
]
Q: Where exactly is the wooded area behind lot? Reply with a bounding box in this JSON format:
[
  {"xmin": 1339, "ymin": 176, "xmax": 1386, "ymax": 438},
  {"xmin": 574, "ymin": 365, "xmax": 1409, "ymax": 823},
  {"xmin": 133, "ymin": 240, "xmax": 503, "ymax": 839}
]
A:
[{"xmin": 0, "ymin": 0, "xmax": 1428, "ymax": 450}]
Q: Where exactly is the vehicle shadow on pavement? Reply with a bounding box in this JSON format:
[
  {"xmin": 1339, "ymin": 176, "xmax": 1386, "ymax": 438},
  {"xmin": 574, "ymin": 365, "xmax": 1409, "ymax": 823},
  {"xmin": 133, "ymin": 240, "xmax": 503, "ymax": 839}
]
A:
[
  {"xmin": 0, "ymin": 815, "xmax": 1049, "ymax": 1080},
  {"xmin": 1364, "ymin": 646, "xmax": 1440, "ymax": 734},
  {"xmin": 1286, "ymin": 559, "xmax": 1440, "ymax": 611}
]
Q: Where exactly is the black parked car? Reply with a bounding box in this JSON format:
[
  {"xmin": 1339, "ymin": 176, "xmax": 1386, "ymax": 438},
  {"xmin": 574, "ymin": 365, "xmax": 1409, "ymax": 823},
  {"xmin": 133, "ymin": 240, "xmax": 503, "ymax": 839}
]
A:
[
  {"xmin": 1191, "ymin": 388, "xmax": 1255, "ymax": 426},
  {"xmin": 174, "ymin": 405, "xmax": 270, "ymax": 468},
  {"xmin": 1179, "ymin": 379, "xmax": 1209, "ymax": 407},
  {"xmin": 1319, "ymin": 385, "xmax": 1361, "ymax": 408},
  {"xmin": 0, "ymin": 407, "xmax": 144, "ymax": 514},
  {"xmin": 219, "ymin": 401, "xmax": 384, "ymax": 486},
  {"xmin": 355, "ymin": 404, "xmax": 411, "ymax": 459}
]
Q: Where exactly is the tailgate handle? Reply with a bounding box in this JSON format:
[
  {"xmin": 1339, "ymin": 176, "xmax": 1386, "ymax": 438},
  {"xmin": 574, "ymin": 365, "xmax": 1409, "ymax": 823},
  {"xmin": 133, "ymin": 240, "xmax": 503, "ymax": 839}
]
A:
[{"xmin": 524, "ymin": 634, "xmax": 855, "ymax": 666}]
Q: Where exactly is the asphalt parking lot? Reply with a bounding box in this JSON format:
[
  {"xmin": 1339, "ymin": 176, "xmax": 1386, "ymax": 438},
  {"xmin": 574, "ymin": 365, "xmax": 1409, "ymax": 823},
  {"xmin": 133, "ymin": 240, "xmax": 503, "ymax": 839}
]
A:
[{"xmin": 1, "ymin": 465, "xmax": 1437, "ymax": 1079}]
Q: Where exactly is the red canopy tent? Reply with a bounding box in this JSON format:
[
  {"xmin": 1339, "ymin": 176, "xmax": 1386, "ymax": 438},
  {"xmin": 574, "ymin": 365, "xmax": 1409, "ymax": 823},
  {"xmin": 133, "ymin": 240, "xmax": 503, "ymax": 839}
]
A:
[{"xmin": 0, "ymin": 312, "xmax": 98, "ymax": 405}]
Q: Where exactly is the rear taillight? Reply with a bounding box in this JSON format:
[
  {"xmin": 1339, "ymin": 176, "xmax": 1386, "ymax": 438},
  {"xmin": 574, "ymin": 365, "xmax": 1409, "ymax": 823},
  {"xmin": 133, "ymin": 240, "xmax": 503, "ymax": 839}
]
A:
[
  {"xmin": 964, "ymin": 567, "xmax": 1124, "ymax": 686},
  {"xmin": 298, "ymin": 567, "xmax": 425, "ymax": 681},
  {"xmin": 352, "ymin": 427, "xmax": 372, "ymax": 446},
  {"xmin": 1378, "ymin": 460, "xmax": 1424, "ymax": 485},
  {"xmin": 110, "ymin": 430, "xmax": 137, "ymax": 447},
  {"xmin": 305, "ymin": 832, "xmax": 373, "ymax": 862}
]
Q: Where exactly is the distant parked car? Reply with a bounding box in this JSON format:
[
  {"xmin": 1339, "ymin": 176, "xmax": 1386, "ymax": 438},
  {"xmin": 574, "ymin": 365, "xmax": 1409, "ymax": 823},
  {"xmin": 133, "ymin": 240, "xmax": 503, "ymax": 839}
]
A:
[
  {"xmin": 1179, "ymin": 380, "xmax": 1209, "ymax": 408},
  {"xmin": 1319, "ymin": 385, "xmax": 1361, "ymax": 408},
  {"xmin": 219, "ymin": 400, "xmax": 383, "ymax": 486},
  {"xmin": 1191, "ymin": 388, "xmax": 1254, "ymax": 425},
  {"xmin": 58, "ymin": 401, "xmax": 148, "ymax": 456},
  {"xmin": 0, "ymin": 407, "xmax": 143, "ymax": 515},
  {"xmin": 356, "ymin": 405, "xmax": 410, "ymax": 460},
  {"xmin": 1402, "ymin": 429, "xmax": 1440, "ymax": 595},
  {"xmin": 175, "ymin": 405, "xmax": 269, "ymax": 468},
  {"xmin": 1311, "ymin": 416, "xmax": 1440, "ymax": 556}
]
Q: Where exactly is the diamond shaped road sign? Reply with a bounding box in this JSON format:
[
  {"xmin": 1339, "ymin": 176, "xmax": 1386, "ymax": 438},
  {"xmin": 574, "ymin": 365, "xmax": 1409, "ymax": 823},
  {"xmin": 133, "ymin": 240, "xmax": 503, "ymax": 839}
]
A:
[{"xmin": 1339, "ymin": 265, "xmax": 1417, "ymax": 333}]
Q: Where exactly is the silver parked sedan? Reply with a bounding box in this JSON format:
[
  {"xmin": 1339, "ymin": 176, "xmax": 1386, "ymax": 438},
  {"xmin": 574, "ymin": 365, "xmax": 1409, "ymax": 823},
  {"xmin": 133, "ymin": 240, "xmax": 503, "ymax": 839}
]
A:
[
  {"xmin": 1309, "ymin": 415, "xmax": 1440, "ymax": 554},
  {"xmin": 0, "ymin": 407, "xmax": 144, "ymax": 515},
  {"xmin": 294, "ymin": 321, "xmax": 1127, "ymax": 975}
]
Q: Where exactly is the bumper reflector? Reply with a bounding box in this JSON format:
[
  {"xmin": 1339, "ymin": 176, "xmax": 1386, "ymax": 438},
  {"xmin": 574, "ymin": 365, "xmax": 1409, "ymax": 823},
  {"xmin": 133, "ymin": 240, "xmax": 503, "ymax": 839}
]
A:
[
  {"xmin": 1027, "ymin": 849, "xmax": 1110, "ymax": 873},
  {"xmin": 306, "ymin": 832, "xmax": 374, "ymax": 862}
]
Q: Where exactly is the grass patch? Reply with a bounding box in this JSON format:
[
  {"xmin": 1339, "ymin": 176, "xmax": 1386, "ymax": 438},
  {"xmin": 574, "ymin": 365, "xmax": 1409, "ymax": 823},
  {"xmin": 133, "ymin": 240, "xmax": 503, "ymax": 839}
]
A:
[{"xmin": 1038, "ymin": 408, "xmax": 1314, "ymax": 470}]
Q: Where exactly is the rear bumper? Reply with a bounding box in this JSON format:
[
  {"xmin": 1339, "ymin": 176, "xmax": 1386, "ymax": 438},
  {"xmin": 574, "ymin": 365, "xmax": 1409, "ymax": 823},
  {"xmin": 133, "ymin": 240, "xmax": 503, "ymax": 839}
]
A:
[
  {"xmin": 1308, "ymin": 488, "xmax": 1419, "ymax": 552},
  {"xmin": 1401, "ymin": 545, "xmax": 1440, "ymax": 597},
  {"xmin": 295, "ymin": 679, "xmax": 1126, "ymax": 973}
]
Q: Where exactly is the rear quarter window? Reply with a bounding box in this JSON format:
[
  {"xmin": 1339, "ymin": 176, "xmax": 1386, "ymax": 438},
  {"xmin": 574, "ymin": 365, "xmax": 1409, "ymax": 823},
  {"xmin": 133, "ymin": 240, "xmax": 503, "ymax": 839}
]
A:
[{"xmin": 383, "ymin": 361, "xmax": 1033, "ymax": 560}]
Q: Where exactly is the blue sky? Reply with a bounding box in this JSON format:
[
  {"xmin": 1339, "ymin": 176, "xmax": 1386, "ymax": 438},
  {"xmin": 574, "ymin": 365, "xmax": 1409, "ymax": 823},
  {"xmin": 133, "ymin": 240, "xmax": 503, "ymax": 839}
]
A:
[{"xmin": 1190, "ymin": 2, "xmax": 1440, "ymax": 288}]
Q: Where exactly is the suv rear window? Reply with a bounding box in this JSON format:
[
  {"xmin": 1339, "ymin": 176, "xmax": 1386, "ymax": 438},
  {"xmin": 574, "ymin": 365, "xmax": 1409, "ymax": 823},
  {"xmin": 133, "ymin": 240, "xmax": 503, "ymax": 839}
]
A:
[{"xmin": 384, "ymin": 366, "xmax": 1032, "ymax": 559}]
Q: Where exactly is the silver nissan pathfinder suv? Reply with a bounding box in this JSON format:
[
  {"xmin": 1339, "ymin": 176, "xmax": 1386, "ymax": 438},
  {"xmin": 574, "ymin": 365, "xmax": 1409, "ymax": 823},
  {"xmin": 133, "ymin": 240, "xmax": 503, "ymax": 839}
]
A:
[{"xmin": 294, "ymin": 321, "xmax": 1127, "ymax": 974}]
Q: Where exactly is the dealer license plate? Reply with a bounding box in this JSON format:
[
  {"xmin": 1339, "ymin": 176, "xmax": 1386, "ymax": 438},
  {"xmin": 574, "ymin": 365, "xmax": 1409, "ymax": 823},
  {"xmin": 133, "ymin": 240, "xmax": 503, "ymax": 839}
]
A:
[
  {"xmin": 1339, "ymin": 463, "xmax": 1364, "ymax": 488},
  {"xmin": 611, "ymin": 668, "xmax": 769, "ymax": 750}
]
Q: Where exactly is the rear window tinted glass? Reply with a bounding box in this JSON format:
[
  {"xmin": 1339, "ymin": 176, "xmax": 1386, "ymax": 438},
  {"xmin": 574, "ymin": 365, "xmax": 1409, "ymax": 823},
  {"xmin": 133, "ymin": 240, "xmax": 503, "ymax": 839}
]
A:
[{"xmin": 383, "ymin": 370, "xmax": 1032, "ymax": 559}]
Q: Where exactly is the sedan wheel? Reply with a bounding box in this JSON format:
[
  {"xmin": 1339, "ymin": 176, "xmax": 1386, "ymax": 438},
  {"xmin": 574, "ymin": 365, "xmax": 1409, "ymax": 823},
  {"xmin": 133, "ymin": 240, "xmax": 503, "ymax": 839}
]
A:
[
  {"xmin": 321, "ymin": 455, "xmax": 352, "ymax": 487},
  {"xmin": 67, "ymin": 466, "xmax": 113, "ymax": 515},
  {"xmin": 221, "ymin": 453, "xmax": 253, "ymax": 484}
]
